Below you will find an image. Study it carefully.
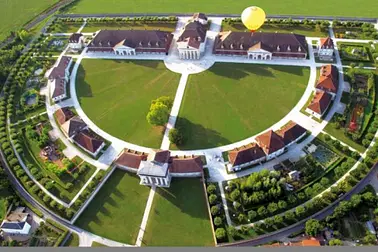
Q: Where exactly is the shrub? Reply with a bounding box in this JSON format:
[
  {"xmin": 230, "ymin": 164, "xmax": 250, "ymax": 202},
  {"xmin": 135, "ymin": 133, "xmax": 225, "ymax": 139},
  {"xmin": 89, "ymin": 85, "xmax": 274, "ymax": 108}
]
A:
[
  {"xmin": 248, "ymin": 210, "xmax": 257, "ymax": 221},
  {"xmin": 215, "ymin": 228, "xmax": 226, "ymax": 240},
  {"xmin": 227, "ymin": 226, "xmax": 238, "ymax": 238},
  {"xmin": 214, "ymin": 216, "xmax": 223, "ymax": 226},
  {"xmin": 168, "ymin": 128, "xmax": 184, "ymax": 145},
  {"xmin": 207, "ymin": 184, "xmax": 216, "ymax": 194},
  {"xmin": 210, "ymin": 205, "xmax": 220, "ymax": 216},
  {"xmin": 208, "ymin": 194, "xmax": 217, "ymax": 205}
]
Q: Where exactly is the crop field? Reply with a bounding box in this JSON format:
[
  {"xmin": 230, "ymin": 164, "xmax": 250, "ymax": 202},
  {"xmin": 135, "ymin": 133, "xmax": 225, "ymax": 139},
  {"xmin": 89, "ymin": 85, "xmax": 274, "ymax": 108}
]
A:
[
  {"xmin": 64, "ymin": 0, "xmax": 378, "ymax": 18},
  {"xmin": 0, "ymin": 0, "xmax": 59, "ymax": 41}
]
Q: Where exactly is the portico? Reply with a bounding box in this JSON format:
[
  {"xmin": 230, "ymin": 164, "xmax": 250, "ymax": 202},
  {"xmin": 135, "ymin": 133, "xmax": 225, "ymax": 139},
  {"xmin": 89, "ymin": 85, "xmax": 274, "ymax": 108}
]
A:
[{"xmin": 179, "ymin": 49, "xmax": 201, "ymax": 60}]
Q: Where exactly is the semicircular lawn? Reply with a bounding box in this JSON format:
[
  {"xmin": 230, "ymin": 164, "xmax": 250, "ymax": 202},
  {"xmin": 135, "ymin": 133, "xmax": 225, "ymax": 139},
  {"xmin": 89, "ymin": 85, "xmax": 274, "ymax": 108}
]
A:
[
  {"xmin": 75, "ymin": 59, "xmax": 180, "ymax": 148},
  {"xmin": 174, "ymin": 63, "xmax": 310, "ymax": 150}
]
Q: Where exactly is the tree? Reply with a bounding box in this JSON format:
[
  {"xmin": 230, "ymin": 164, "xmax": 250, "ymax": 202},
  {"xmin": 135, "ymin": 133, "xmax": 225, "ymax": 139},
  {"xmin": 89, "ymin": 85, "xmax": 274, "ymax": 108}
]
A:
[
  {"xmin": 210, "ymin": 205, "xmax": 220, "ymax": 216},
  {"xmin": 238, "ymin": 213, "xmax": 246, "ymax": 223},
  {"xmin": 257, "ymin": 206, "xmax": 268, "ymax": 217},
  {"xmin": 248, "ymin": 210, "xmax": 257, "ymax": 221},
  {"xmin": 214, "ymin": 217, "xmax": 223, "ymax": 226},
  {"xmin": 295, "ymin": 206, "xmax": 305, "ymax": 218},
  {"xmin": 17, "ymin": 30, "xmax": 31, "ymax": 42},
  {"xmin": 363, "ymin": 233, "xmax": 377, "ymax": 245},
  {"xmin": 273, "ymin": 215, "xmax": 283, "ymax": 225},
  {"xmin": 227, "ymin": 226, "xmax": 238, "ymax": 238},
  {"xmin": 329, "ymin": 239, "xmax": 343, "ymax": 246},
  {"xmin": 208, "ymin": 194, "xmax": 217, "ymax": 205},
  {"xmin": 284, "ymin": 211, "xmax": 295, "ymax": 221},
  {"xmin": 207, "ymin": 184, "xmax": 216, "ymax": 194},
  {"xmin": 267, "ymin": 202, "xmax": 278, "ymax": 214},
  {"xmin": 146, "ymin": 102, "xmax": 169, "ymax": 126},
  {"xmin": 215, "ymin": 228, "xmax": 226, "ymax": 240},
  {"xmin": 230, "ymin": 189, "xmax": 241, "ymax": 201},
  {"xmin": 278, "ymin": 200, "xmax": 287, "ymax": 210},
  {"xmin": 168, "ymin": 128, "xmax": 184, "ymax": 145},
  {"xmin": 151, "ymin": 96, "xmax": 173, "ymax": 109},
  {"xmin": 305, "ymin": 219, "xmax": 322, "ymax": 237}
]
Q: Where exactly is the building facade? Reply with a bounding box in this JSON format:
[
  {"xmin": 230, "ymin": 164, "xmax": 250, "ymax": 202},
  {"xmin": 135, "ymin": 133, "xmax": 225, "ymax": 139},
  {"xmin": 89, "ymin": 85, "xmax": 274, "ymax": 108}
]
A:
[
  {"xmin": 177, "ymin": 18, "xmax": 208, "ymax": 60},
  {"xmin": 87, "ymin": 30, "xmax": 173, "ymax": 55},
  {"xmin": 317, "ymin": 37, "xmax": 334, "ymax": 61},
  {"xmin": 255, "ymin": 130, "xmax": 286, "ymax": 161},
  {"xmin": 306, "ymin": 90, "xmax": 332, "ymax": 118},
  {"xmin": 227, "ymin": 143, "xmax": 266, "ymax": 172},
  {"xmin": 68, "ymin": 33, "xmax": 85, "ymax": 50},
  {"xmin": 46, "ymin": 56, "xmax": 73, "ymax": 102},
  {"xmin": 137, "ymin": 150, "xmax": 172, "ymax": 187},
  {"xmin": 213, "ymin": 31, "xmax": 308, "ymax": 60}
]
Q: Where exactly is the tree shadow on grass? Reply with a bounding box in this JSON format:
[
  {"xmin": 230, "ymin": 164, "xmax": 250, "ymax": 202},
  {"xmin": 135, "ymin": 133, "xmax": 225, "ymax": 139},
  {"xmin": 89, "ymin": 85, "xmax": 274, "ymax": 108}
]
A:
[
  {"xmin": 154, "ymin": 178, "xmax": 209, "ymax": 220},
  {"xmin": 208, "ymin": 63, "xmax": 276, "ymax": 80},
  {"xmin": 75, "ymin": 64, "xmax": 93, "ymax": 101},
  {"xmin": 271, "ymin": 65, "xmax": 308, "ymax": 76},
  {"xmin": 108, "ymin": 59, "xmax": 160, "ymax": 69},
  {"xmin": 175, "ymin": 117, "xmax": 231, "ymax": 150}
]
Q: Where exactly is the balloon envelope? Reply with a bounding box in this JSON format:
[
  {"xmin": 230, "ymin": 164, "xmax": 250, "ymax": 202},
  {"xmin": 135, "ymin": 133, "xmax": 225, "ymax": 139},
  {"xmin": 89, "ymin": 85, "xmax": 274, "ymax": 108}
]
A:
[{"xmin": 241, "ymin": 6, "xmax": 266, "ymax": 31}]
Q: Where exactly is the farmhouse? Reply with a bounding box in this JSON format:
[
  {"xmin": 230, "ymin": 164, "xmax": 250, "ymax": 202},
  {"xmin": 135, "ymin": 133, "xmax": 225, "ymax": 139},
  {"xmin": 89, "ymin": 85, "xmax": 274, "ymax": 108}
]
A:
[
  {"xmin": 276, "ymin": 121, "xmax": 307, "ymax": 147},
  {"xmin": 317, "ymin": 37, "xmax": 334, "ymax": 61},
  {"xmin": 46, "ymin": 56, "xmax": 72, "ymax": 102},
  {"xmin": 55, "ymin": 107, "xmax": 74, "ymax": 125},
  {"xmin": 68, "ymin": 33, "xmax": 85, "ymax": 50},
  {"xmin": 227, "ymin": 143, "xmax": 266, "ymax": 171},
  {"xmin": 169, "ymin": 155, "xmax": 204, "ymax": 176},
  {"xmin": 0, "ymin": 208, "xmax": 32, "ymax": 236},
  {"xmin": 315, "ymin": 64, "xmax": 339, "ymax": 96},
  {"xmin": 73, "ymin": 129, "xmax": 105, "ymax": 157},
  {"xmin": 115, "ymin": 150, "xmax": 148, "ymax": 170},
  {"xmin": 177, "ymin": 19, "xmax": 208, "ymax": 60},
  {"xmin": 61, "ymin": 116, "xmax": 87, "ymax": 138},
  {"xmin": 87, "ymin": 30, "xmax": 173, "ymax": 55},
  {"xmin": 255, "ymin": 130, "xmax": 286, "ymax": 160},
  {"xmin": 306, "ymin": 90, "xmax": 332, "ymax": 118},
  {"xmin": 213, "ymin": 31, "xmax": 308, "ymax": 60}
]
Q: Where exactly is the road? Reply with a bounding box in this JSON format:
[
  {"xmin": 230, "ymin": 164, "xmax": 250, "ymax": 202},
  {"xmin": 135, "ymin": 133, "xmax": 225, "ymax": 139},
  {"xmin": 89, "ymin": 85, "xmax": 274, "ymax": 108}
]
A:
[{"xmin": 221, "ymin": 163, "xmax": 378, "ymax": 247}]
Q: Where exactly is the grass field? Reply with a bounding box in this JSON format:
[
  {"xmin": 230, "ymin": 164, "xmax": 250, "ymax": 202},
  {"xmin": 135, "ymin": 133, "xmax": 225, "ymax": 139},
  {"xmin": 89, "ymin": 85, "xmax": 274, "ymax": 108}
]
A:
[
  {"xmin": 64, "ymin": 233, "xmax": 80, "ymax": 247},
  {"xmin": 76, "ymin": 59, "xmax": 180, "ymax": 148},
  {"xmin": 0, "ymin": 0, "xmax": 59, "ymax": 41},
  {"xmin": 64, "ymin": 0, "xmax": 378, "ymax": 17},
  {"xmin": 143, "ymin": 178, "xmax": 214, "ymax": 246},
  {"xmin": 174, "ymin": 63, "xmax": 309, "ymax": 150},
  {"xmin": 75, "ymin": 170, "xmax": 150, "ymax": 244}
]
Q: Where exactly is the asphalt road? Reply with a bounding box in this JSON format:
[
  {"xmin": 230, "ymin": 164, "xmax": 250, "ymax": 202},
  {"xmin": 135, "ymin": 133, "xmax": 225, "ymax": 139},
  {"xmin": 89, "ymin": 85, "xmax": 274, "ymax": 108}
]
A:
[{"xmin": 221, "ymin": 163, "xmax": 378, "ymax": 247}]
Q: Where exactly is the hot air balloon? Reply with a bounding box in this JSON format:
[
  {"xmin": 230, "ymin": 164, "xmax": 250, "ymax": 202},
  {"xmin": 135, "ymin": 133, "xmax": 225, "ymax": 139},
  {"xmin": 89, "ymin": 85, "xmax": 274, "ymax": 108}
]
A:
[{"xmin": 241, "ymin": 6, "xmax": 266, "ymax": 32}]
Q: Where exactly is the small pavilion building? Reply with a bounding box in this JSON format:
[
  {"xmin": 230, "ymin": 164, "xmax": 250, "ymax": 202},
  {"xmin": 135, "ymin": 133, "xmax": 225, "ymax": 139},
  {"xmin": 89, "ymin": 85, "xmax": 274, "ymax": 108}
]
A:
[{"xmin": 136, "ymin": 150, "xmax": 172, "ymax": 187}]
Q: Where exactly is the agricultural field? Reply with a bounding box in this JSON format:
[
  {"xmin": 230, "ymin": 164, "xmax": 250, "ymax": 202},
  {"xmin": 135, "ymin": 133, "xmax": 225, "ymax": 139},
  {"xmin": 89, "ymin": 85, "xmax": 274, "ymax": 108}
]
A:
[
  {"xmin": 76, "ymin": 59, "xmax": 180, "ymax": 148},
  {"xmin": 75, "ymin": 170, "xmax": 150, "ymax": 244},
  {"xmin": 64, "ymin": 0, "xmax": 378, "ymax": 18},
  {"xmin": 174, "ymin": 63, "xmax": 309, "ymax": 150},
  {"xmin": 143, "ymin": 178, "xmax": 214, "ymax": 246},
  {"xmin": 0, "ymin": 0, "xmax": 59, "ymax": 41}
]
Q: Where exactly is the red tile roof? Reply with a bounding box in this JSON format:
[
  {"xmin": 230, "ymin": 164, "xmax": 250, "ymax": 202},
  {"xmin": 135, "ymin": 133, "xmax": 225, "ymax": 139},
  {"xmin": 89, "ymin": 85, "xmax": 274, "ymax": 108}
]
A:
[
  {"xmin": 307, "ymin": 90, "xmax": 332, "ymax": 115},
  {"xmin": 169, "ymin": 156, "xmax": 203, "ymax": 173},
  {"xmin": 300, "ymin": 240, "xmax": 321, "ymax": 246},
  {"xmin": 55, "ymin": 107, "xmax": 74, "ymax": 125},
  {"xmin": 319, "ymin": 37, "xmax": 334, "ymax": 49},
  {"xmin": 228, "ymin": 143, "xmax": 265, "ymax": 166},
  {"xmin": 276, "ymin": 121, "xmax": 307, "ymax": 145},
  {"xmin": 73, "ymin": 129, "xmax": 104, "ymax": 154},
  {"xmin": 115, "ymin": 150, "xmax": 147, "ymax": 169},
  {"xmin": 150, "ymin": 150, "xmax": 170, "ymax": 163},
  {"xmin": 316, "ymin": 64, "xmax": 339, "ymax": 93},
  {"xmin": 255, "ymin": 130, "xmax": 285, "ymax": 155},
  {"xmin": 320, "ymin": 64, "xmax": 338, "ymax": 79}
]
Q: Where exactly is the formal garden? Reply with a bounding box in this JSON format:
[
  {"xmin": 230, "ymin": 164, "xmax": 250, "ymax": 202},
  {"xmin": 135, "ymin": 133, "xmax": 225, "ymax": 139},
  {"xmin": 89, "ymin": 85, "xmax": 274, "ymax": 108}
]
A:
[
  {"xmin": 338, "ymin": 42, "xmax": 375, "ymax": 67},
  {"xmin": 76, "ymin": 59, "xmax": 180, "ymax": 148},
  {"xmin": 222, "ymin": 18, "xmax": 330, "ymax": 37},
  {"xmin": 325, "ymin": 69, "xmax": 377, "ymax": 152},
  {"xmin": 333, "ymin": 21, "xmax": 378, "ymax": 40},
  {"xmin": 143, "ymin": 178, "xmax": 214, "ymax": 246},
  {"xmin": 173, "ymin": 63, "xmax": 309, "ymax": 150},
  {"xmin": 75, "ymin": 170, "xmax": 150, "ymax": 245}
]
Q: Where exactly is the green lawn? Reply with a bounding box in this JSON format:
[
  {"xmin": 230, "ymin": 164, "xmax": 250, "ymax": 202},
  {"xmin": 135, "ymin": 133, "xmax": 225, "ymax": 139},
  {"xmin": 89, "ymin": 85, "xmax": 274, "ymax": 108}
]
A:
[
  {"xmin": 64, "ymin": 233, "xmax": 80, "ymax": 247},
  {"xmin": 143, "ymin": 178, "xmax": 214, "ymax": 246},
  {"xmin": 174, "ymin": 63, "xmax": 309, "ymax": 149},
  {"xmin": 0, "ymin": 0, "xmax": 59, "ymax": 41},
  {"xmin": 0, "ymin": 198, "xmax": 7, "ymax": 220},
  {"xmin": 46, "ymin": 22, "xmax": 83, "ymax": 33},
  {"xmin": 81, "ymin": 22, "xmax": 177, "ymax": 33},
  {"xmin": 76, "ymin": 59, "xmax": 180, "ymax": 148},
  {"xmin": 64, "ymin": 0, "xmax": 378, "ymax": 17},
  {"xmin": 91, "ymin": 241, "xmax": 108, "ymax": 247},
  {"xmin": 75, "ymin": 170, "xmax": 150, "ymax": 244},
  {"xmin": 222, "ymin": 22, "xmax": 329, "ymax": 37}
]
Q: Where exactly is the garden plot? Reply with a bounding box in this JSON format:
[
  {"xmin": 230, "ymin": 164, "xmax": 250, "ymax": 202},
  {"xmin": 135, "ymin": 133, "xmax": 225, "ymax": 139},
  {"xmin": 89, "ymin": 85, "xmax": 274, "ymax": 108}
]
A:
[{"xmin": 310, "ymin": 144, "xmax": 339, "ymax": 168}]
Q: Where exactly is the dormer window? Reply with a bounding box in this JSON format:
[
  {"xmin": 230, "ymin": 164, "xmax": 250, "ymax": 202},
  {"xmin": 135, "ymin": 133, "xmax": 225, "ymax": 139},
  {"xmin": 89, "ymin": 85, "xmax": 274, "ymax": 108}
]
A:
[
  {"xmin": 198, "ymin": 36, "xmax": 201, "ymax": 42},
  {"xmin": 287, "ymin": 45, "xmax": 291, "ymax": 51},
  {"xmin": 240, "ymin": 44, "xmax": 244, "ymax": 49},
  {"xmin": 156, "ymin": 41, "xmax": 159, "ymax": 47},
  {"xmin": 107, "ymin": 41, "xmax": 111, "ymax": 46},
  {"xmin": 139, "ymin": 41, "xmax": 143, "ymax": 46},
  {"xmin": 298, "ymin": 46, "xmax": 301, "ymax": 52},
  {"xmin": 221, "ymin": 43, "xmax": 224, "ymax": 49},
  {"xmin": 277, "ymin": 45, "xmax": 280, "ymax": 51},
  {"xmin": 99, "ymin": 41, "xmax": 102, "ymax": 46},
  {"xmin": 230, "ymin": 43, "xmax": 234, "ymax": 49},
  {"xmin": 148, "ymin": 41, "xmax": 151, "ymax": 47}
]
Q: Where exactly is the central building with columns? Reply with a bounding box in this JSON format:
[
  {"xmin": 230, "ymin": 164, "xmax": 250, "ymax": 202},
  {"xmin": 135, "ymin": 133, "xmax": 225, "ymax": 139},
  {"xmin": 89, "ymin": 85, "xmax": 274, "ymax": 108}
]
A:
[{"xmin": 177, "ymin": 13, "xmax": 208, "ymax": 60}]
